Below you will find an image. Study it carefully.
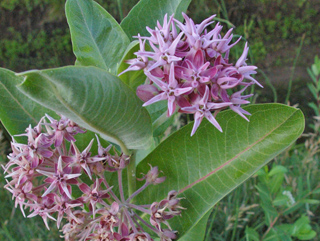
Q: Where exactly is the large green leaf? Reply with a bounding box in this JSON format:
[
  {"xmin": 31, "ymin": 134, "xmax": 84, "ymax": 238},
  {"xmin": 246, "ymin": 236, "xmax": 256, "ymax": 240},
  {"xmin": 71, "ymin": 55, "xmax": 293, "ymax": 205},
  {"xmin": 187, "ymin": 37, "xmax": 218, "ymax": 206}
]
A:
[
  {"xmin": 178, "ymin": 210, "xmax": 211, "ymax": 241},
  {"xmin": 0, "ymin": 68, "xmax": 57, "ymax": 141},
  {"xmin": 120, "ymin": 0, "xmax": 192, "ymax": 41},
  {"xmin": 17, "ymin": 66, "xmax": 153, "ymax": 150},
  {"xmin": 136, "ymin": 104, "xmax": 304, "ymax": 239},
  {"xmin": 0, "ymin": 68, "xmax": 111, "ymax": 151},
  {"xmin": 66, "ymin": 0, "xmax": 130, "ymax": 73}
]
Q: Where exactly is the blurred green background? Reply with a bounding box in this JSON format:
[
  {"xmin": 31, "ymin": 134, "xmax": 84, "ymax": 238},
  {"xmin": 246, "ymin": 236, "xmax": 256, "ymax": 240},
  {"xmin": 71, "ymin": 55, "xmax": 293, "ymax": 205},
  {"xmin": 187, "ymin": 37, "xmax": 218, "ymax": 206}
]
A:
[{"xmin": 0, "ymin": 0, "xmax": 320, "ymax": 240}]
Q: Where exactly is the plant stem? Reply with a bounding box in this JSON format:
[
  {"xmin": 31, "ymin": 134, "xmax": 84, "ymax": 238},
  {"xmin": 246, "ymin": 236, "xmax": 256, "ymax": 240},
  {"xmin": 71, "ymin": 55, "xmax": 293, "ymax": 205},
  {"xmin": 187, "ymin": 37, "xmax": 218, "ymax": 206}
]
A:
[
  {"xmin": 204, "ymin": 207, "xmax": 219, "ymax": 241},
  {"xmin": 118, "ymin": 170, "xmax": 125, "ymax": 202},
  {"xmin": 260, "ymin": 216, "xmax": 279, "ymax": 241},
  {"xmin": 127, "ymin": 150, "xmax": 136, "ymax": 199},
  {"xmin": 259, "ymin": 69, "xmax": 278, "ymax": 103},
  {"xmin": 231, "ymin": 189, "xmax": 240, "ymax": 241},
  {"xmin": 127, "ymin": 182, "xmax": 149, "ymax": 203},
  {"xmin": 285, "ymin": 33, "xmax": 305, "ymax": 104},
  {"xmin": 117, "ymin": 0, "xmax": 124, "ymax": 21}
]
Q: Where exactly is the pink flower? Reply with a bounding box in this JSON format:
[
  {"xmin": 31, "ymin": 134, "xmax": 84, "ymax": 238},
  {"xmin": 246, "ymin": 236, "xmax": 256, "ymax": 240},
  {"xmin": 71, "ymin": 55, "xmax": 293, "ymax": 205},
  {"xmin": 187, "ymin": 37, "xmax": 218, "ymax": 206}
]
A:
[
  {"xmin": 37, "ymin": 156, "xmax": 81, "ymax": 199},
  {"xmin": 138, "ymin": 165, "xmax": 166, "ymax": 185},
  {"xmin": 182, "ymin": 86, "xmax": 231, "ymax": 135},
  {"xmin": 143, "ymin": 63, "xmax": 193, "ymax": 116},
  {"xmin": 78, "ymin": 178, "xmax": 111, "ymax": 218},
  {"xmin": 121, "ymin": 13, "xmax": 262, "ymax": 136},
  {"xmin": 62, "ymin": 139, "xmax": 105, "ymax": 179}
]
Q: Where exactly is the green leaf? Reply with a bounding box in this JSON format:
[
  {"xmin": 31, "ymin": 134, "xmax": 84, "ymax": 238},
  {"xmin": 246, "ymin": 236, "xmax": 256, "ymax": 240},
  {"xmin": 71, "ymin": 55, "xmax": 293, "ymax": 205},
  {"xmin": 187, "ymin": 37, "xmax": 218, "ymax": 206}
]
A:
[
  {"xmin": 265, "ymin": 228, "xmax": 292, "ymax": 241},
  {"xmin": 136, "ymin": 104, "xmax": 304, "ymax": 238},
  {"xmin": 296, "ymin": 231, "xmax": 316, "ymax": 240},
  {"xmin": 17, "ymin": 66, "xmax": 153, "ymax": 150},
  {"xmin": 145, "ymin": 101, "xmax": 175, "ymax": 137},
  {"xmin": 66, "ymin": 0, "xmax": 130, "ymax": 73},
  {"xmin": 0, "ymin": 68, "xmax": 102, "ymax": 151},
  {"xmin": 292, "ymin": 217, "xmax": 316, "ymax": 240},
  {"xmin": 264, "ymin": 229, "xmax": 281, "ymax": 241},
  {"xmin": 277, "ymin": 224, "xmax": 294, "ymax": 236},
  {"xmin": 292, "ymin": 216, "xmax": 310, "ymax": 236},
  {"xmin": 269, "ymin": 173, "xmax": 284, "ymax": 194},
  {"xmin": 273, "ymin": 194, "xmax": 289, "ymax": 206},
  {"xmin": 245, "ymin": 227, "xmax": 260, "ymax": 241},
  {"xmin": 268, "ymin": 165, "xmax": 288, "ymax": 177},
  {"xmin": 313, "ymin": 188, "xmax": 320, "ymax": 194},
  {"xmin": 306, "ymin": 83, "xmax": 318, "ymax": 100},
  {"xmin": 307, "ymin": 102, "xmax": 319, "ymax": 116},
  {"xmin": 0, "ymin": 68, "xmax": 57, "ymax": 141},
  {"xmin": 120, "ymin": 0, "xmax": 192, "ymax": 41},
  {"xmin": 178, "ymin": 210, "xmax": 211, "ymax": 241},
  {"xmin": 299, "ymin": 199, "xmax": 320, "ymax": 204}
]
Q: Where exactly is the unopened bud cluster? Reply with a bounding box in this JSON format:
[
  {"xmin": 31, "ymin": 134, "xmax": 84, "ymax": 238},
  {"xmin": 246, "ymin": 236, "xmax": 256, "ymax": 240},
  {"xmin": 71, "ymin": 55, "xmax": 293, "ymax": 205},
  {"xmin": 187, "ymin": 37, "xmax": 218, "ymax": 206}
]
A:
[
  {"xmin": 3, "ymin": 115, "xmax": 183, "ymax": 241},
  {"xmin": 120, "ymin": 13, "xmax": 262, "ymax": 135}
]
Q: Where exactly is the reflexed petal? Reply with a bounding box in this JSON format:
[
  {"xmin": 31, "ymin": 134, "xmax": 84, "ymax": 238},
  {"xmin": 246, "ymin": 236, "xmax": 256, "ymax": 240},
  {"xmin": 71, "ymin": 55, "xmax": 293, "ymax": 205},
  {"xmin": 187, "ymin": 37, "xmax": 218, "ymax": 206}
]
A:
[
  {"xmin": 167, "ymin": 96, "xmax": 176, "ymax": 116},
  {"xmin": 79, "ymin": 183, "xmax": 91, "ymax": 194},
  {"xmin": 81, "ymin": 164, "xmax": 92, "ymax": 180},
  {"xmin": 66, "ymin": 173, "xmax": 82, "ymax": 180},
  {"xmin": 42, "ymin": 181, "xmax": 57, "ymax": 197},
  {"xmin": 204, "ymin": 111, "xmax": 222, "ymax": 132},
  {"xmin": 174, "ymin": 86, "xmax": 193, "ymax": 96},
  {"xmin": 236, "ymin": 42, "xmax": 248, "ymax": 68},
  {"xmin": 230, "ymin": 105, "xmax": 250, "ymax": 121},
  {"xmin": 142, "ymin": 92, "xmax": 167, "ymax": 106},
  {"xmin": 191, "ymin": 111, "xmax": 204, "ymax": 136},
  {"xmin": 61, "ymin": 183, "xmax": 72, "ymax": 199}
]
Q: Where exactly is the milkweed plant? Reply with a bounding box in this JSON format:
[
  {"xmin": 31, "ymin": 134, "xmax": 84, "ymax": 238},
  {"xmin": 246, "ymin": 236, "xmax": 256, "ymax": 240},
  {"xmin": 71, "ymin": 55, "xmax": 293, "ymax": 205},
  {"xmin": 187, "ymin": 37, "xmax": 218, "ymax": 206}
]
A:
[{"xmin": 0, "ymin": 0, "xmax": 305, "ymax": 240}]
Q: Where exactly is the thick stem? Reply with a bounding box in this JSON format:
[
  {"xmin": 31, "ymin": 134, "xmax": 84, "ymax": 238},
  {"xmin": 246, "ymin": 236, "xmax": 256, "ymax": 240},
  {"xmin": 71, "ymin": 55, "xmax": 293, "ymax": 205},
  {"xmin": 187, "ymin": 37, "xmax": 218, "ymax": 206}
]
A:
[
  {"xmin": 116, "ymin": 0, "xmax": 123, "ymax": 21},
  {"xmin": 127, "ymin": 150, "xmax": 136, "ymax": 199},
  {"xmin": 152, "ymin": 111, "xmax": 168, "ymax": 130}
]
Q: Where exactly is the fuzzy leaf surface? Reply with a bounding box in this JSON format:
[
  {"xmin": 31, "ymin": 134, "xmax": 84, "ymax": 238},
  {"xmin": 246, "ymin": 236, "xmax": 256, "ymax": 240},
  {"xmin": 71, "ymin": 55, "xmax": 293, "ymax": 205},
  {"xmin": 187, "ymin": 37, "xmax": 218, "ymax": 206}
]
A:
[
  {"xmin": 120, "ymin": 0, "xmax": 192, "ymax": 41},
  {"xmin": 136, "ymin": 104, "xmax": 304, "ymax": 239},
  {"xmin": 66, "ymin": 0, "xmax": 129, "ymax": 73},
  {"xmin": 17, "ymin": 66, "xmax": 152, "ymax": 150},
  {"xmin": 0, "ymin": 68, "xmax": 57, "ymax": 140}
]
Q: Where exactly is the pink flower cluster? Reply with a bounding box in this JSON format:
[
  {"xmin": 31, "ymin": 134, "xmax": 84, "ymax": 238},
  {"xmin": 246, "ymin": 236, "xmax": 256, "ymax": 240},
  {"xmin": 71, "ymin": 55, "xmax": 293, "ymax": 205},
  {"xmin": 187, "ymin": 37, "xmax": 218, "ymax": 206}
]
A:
[
  {"xmin": 3, "ymin": 115, "xmax": 183, "ymax": 241},
  {"xmin": 121, "ymin": 13, "xmax": 262, "ymax": 135}
]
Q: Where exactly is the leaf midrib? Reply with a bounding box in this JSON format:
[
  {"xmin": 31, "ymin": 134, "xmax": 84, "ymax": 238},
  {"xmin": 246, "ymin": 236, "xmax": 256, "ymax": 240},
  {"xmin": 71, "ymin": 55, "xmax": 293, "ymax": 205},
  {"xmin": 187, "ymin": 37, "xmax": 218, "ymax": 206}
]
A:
[
  {"xmin": 178, "ymin": 109, "xmax": 299, "ymax": 194},
  {"xmin": 30, "ymin": 70, "xmax": 127, "ymax": 151},
  {"xmin": 73, "ymin": 0, "xmax": 107, "ymax": 69}
]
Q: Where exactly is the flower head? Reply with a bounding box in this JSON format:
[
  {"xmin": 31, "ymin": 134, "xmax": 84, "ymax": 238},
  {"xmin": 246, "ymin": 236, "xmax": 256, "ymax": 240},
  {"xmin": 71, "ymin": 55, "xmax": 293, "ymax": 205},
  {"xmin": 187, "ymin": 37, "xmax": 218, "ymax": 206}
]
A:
[{"xmin": 121, "ymin": 13, "xmax": 262, "ymax": 136}]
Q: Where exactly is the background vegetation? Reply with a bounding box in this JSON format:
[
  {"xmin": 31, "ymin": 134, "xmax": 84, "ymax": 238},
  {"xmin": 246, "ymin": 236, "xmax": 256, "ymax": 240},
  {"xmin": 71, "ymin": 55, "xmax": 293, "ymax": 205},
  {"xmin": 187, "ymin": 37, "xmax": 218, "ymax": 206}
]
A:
[{"xmin": 0, "ymin": 0, "xmax": 319, "ymax": 240}]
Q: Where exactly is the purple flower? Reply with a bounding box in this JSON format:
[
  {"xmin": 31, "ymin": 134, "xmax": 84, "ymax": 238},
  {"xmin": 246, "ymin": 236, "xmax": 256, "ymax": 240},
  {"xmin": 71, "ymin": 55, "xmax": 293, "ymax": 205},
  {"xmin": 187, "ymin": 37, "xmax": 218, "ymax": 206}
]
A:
[
  {"xmin": 120, "ymin": 13, "xmax": 262, "ymax": 136},
  {"xmin": 143, "ymin": 63, "xmax": 193, "ymax": 116},
  {"xmin": 37, "ymin": 156, "xmax": 81, "ymax": 199},
  {"xmin": 62, "ymin": 139, "xmax": 105, "ymax": 179},
  {"xmin": 78, "ymin": 178, "xmax": 111, "ymax": 218},
  {"xmin": 138, "ymin": 165, "xmax": 166, "ymax": 185},
  {"xmin": 182, "ymin": 86, "xmax": 231, "ymax": 135}
]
